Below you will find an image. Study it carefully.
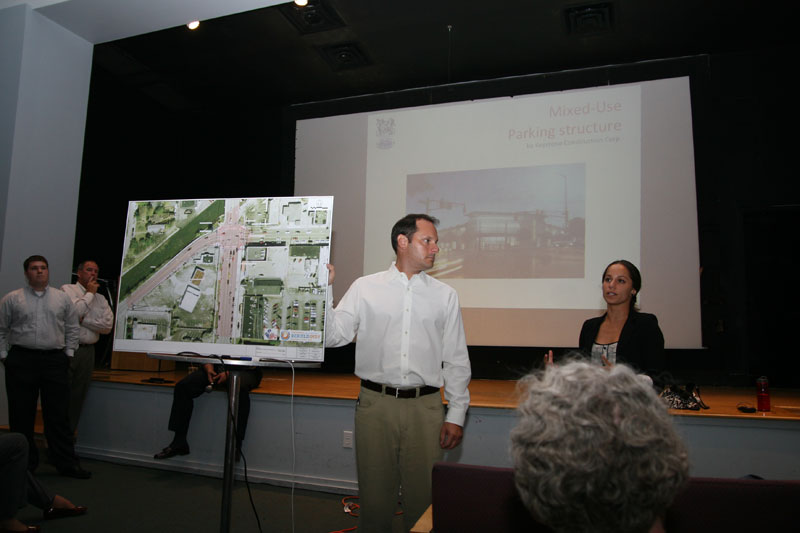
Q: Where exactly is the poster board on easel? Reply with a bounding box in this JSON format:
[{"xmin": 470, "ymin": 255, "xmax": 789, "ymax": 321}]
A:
[{"xmin": 113, "ymin": 196, "xmax": 333, "ymax": 363}]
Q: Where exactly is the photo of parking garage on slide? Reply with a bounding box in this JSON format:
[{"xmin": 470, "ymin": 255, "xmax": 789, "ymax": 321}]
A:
[{"xmin": 407, "ymin": 164, "xmax": 585, "ymax": 279}]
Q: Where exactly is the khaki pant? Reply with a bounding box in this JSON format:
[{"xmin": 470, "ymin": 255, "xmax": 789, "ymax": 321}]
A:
[
  {"xmin": 355, "ymin": 386, "xmax": 444, "ymax": 533},
  {"xmin": 68, "ymin": 343, "xmax": 95, "ymax": 434}
]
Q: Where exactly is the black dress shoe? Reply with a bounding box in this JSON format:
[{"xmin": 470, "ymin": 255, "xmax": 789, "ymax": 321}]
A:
[
  {"xmin": 44, "ymin": 505, "xmax": 88, "ymax": 520},
  {"xmin": 154, "ymin": 444, "xmax": 190, "ymax": 460},
  {"xmin": 57, "ymin": 465, "xmax": 92, "ymax": 479}
]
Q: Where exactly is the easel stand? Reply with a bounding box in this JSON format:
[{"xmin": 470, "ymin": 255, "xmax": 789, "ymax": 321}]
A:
[
  {"xmin": 220, "ymin": 367, "xmax": 241, "ymax": 532},
  {"xmin": 147, "ymin": 353, "xmax": 318, "ymax": 533}
]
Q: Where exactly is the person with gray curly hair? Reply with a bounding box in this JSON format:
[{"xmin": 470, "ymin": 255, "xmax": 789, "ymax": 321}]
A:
[{"xmin": 510, "ymin": 360, "xmax": 689, "ymax": 533}]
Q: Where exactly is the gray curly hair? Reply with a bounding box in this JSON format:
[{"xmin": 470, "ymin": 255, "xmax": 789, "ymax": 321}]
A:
[{"xmin": 510, "ymin": 360, "xmax": 688, "ymax": 533}]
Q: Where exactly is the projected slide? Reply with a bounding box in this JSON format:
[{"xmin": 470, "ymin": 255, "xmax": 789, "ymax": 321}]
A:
[
  {"xmin": 408, "ymin": 164, "xmax": 585, "ymax": 279},
  {"xmin": 364, "ymin": 83, "xmax": 640, "ymax": 310},
  {"xmin": 114, "ymin": 197, "xmax": 333, "ymax": 362}
]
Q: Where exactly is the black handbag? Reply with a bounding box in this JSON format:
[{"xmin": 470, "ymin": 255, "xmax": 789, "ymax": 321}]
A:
[{"xmin": 659, "ymin": 382, "xmax": 709, "ymax": 410}]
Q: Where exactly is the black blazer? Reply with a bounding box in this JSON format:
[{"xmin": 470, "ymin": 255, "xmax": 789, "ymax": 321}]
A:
[{"xmin": 578, "ymin": 311, "xmax": 665, "ymax": 376}]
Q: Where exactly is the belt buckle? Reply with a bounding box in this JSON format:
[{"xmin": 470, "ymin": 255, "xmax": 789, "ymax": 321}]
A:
[{"xmin": 395, "ymin": 387, "xmax": 400, "ymax": 398}]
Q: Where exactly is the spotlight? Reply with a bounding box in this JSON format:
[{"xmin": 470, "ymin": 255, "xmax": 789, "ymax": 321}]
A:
[
  {"xmin": 186, "ymin": 20, "xmax": 200, "ymax": 30},
  {"xmin": 295, "ymin": 0, "xmax": 308, "ymax": 6}
]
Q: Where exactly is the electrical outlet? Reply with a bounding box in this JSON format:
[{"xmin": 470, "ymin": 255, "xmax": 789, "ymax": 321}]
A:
[{"xmin": 342, "ymin": 430, "xmax": 353, "ymax": 448}]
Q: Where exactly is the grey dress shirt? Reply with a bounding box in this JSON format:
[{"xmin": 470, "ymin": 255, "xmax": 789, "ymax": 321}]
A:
[{"xmin": 0, "ymin": 285, "xmax": 79, "ymax": 359}]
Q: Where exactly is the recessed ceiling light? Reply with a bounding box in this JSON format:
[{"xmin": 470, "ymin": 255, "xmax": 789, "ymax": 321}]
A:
[{"xmin": 186, "ymin": 21, "xmax": 200, "ymax": 30}]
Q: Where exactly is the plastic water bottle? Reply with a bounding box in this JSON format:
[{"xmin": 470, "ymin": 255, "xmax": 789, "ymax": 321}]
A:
[{"xmin": 756, "ymin": 376, "xmax": 770, "ymax": 412}]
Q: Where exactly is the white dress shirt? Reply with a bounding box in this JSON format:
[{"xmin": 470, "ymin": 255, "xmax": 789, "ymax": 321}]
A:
[
  {"xmin": 0, "ymin": 285, "xmax": 79, "ymax": 359},
  {"xmin": 61, "ymin": 283, "xmax": 114, "ymax": 345},
  {"xmin": 326, "ymin": 263, "xmax": 471, "ymax": 426}
]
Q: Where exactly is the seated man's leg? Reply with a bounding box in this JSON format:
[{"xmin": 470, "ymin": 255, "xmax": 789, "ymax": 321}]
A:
[
  {"xmin": 26, "ymin": 470, "xmax": 54, "ymax": 510},
  {"xmin": 0, "ymin": 434, "xmax": 29, "ymax": 521},
  {"xmin": 28, "ymin": 471, "xmax": 89, "ymax": 519},
  {"xmin": 155, "ymin": 368, "xmax": 208, "ymax": 458},
  {"xmin": 234, "ymin": 368, "xmax": 262, "ymax": 445}
]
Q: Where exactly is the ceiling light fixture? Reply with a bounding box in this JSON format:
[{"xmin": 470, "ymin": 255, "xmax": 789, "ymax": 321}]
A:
[
  {"xmin": 279, "ymin": 0, "xmax": 345, "ymax": 34},
  {"xmin": 294, "ymin": 0, "xmax": 308, "ymax": 6},
  {"xmin": 186, "ymin": 20, "xmax": 200, "ymax": 30}
]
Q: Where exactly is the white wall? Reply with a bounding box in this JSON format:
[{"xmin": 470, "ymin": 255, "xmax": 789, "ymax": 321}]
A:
[
  {"xmin": 76, "ymin": 382, "xmax": 800, "ymax": 492},
  {"xmin": 0, "ymin": 4, "xmax": 93, "ymax": 424},
  {"xmin": 0, "ymin": 5, "xmax": 26, "ymax": 281}
]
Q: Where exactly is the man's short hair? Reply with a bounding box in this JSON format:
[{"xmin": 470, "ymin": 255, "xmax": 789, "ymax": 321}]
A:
[
  {"xmin": 390, "ymin": 214, "xmax": 439, "ymax": 253},
  {"xmin": 510, "ymin": 359, "xmax": 688, "ymax": 533},
  {"xmin": 23, "ymin": 255, "xmax": 48, "ymax": 271},
  {"xmin": 76, "ymin": 260, "xmax": 98, "ymax": 271}
]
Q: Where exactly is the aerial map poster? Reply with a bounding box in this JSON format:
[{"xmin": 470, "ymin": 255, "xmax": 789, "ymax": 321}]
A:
[{"xmin": 113, "ymin": 197, "xmax": 333, "ymax": 362}]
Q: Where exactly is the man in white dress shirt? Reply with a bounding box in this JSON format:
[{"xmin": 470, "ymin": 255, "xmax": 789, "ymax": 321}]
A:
[
  {"xmin": 61, "ymin": 260, "xmax": 114, "ymax": 435},
  {"xmin": 326, "ymin": 214, "xmax": 471, "ymax": 532},
  {"xmin": 0, "ymin": 255, "xmax": 89, "ymax": 478}
]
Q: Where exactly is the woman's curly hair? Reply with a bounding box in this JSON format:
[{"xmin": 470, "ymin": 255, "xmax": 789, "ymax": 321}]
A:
[{"xmin": 510, "ymin": 360, "xmax": 688, "ymax": 533}]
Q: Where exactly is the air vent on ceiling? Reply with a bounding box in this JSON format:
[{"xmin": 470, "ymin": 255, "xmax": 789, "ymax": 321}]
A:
[
  {"xmin": 316, "ymin": 42, "xmax": 371, "ymax": 71},
  {"xmin": 565, "ymin": 3, "xmax": 614, "ymax": 35},
  {"xmin": 278, "ymin": 0, "xmax": 345, "ymax": 34}
]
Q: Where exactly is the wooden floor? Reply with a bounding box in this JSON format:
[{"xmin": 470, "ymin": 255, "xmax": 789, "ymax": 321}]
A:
[{"xmin": 90, "ymin": 367, "xmax": 800, "ymax": 421}]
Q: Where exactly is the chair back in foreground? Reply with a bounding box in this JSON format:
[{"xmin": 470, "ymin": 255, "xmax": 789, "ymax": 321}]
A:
[
  {"xmin": 665, "ymin": 476, "xmax": 800, "ymax": 532},
  {"xmin": 431, "ymin": 462, "xmax": 552, "ymax": 533},
  {"xmin": 432, "ymin": 463, "xmax": 800, "ymax": 533}
]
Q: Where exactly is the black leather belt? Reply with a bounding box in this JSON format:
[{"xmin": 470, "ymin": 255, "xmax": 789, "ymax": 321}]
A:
[
  {"xmin": 361, "ymin": 379, "xmax": 439, "ymax": 399},
  {"xmin": 12, "ymin": 345, "xmax": 63, "ymax": 353}
]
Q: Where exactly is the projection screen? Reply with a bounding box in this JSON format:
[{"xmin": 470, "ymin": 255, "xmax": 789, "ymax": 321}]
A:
[{"xmin": 295, "ymin": 76, "xmax": 701, "ymax": 349}]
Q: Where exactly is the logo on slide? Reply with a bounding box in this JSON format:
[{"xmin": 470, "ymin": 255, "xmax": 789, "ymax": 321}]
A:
[{"xmin": 376, "ymin": 118, "xmax": 395, "ymax": 149}]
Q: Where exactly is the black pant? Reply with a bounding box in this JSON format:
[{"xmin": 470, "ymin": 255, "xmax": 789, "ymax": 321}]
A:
[
  {"xmin": 167, "ymin": 366, "xmax": 262, "ymax": 447},
  {"xmin": 0, "ymin": 434, "xmax": 55, "ymax": 520},
  {"xmin": 3, "ymin": 346, "xmax": 80, "ymax": 471},
  {"xmin": 0, "ymin": 433, "xmax": 28, "ymax": 520}
]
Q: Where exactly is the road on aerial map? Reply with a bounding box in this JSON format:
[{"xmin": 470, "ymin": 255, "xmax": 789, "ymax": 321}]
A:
[
  {"xmin": 215, "ymin": 200, "xmax": 247, "ymax": 340},
  {"xmin": 122, "ymin": 201, "xmax": 249, "ymax": 342}
]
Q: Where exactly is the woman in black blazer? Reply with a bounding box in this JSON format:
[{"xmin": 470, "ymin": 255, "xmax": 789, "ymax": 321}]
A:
[{"xmin": 577, "ymin": 260, "xmax": 665, "ymax": 378}]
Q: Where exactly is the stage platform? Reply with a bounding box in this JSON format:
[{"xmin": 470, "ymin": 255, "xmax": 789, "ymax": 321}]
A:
[
  {"xmin": 91, "ymin": 366, "xmax": 800, "ymax": 419},
  {"xmin": 8, "ymin": 367, "xmax": 800, "ymax": 492}
]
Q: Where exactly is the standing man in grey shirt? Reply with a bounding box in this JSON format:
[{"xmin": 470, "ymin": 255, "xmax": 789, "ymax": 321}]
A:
[
  {"xmin": 61, "ymin": 260, "xmax": 114, "ymax": 436},
  {"xmin": 0, "ymin": 255, "xmax": 91, "ymax": 479}
]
